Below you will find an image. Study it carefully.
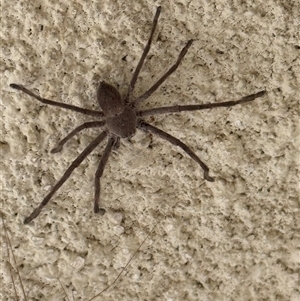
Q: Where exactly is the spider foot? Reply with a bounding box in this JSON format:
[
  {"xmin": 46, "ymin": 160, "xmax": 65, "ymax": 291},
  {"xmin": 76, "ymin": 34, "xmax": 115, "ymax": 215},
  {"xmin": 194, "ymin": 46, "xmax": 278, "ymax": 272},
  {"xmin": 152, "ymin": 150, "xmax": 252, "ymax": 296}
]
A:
[
  {"xmin": 23, "ymin": 207, "xmax": 42, "ymax": 224},
  {"xmin": 50, "ymin": 145, "xmax": 63, "ymax": 153},
  {"xmin": 24, "ymin": 217, "xmax": 31, "ymax": 224},
  {"xmin": 204, "ymin": 171, "xmax": 215, "ymax": 182},
  {"xmin": 94, "ymin": 206, "xmax": 106, "ymax": 215},
  {"xmin": 10, "ymin": 83, "xmax": 22, "ymax": 90}
]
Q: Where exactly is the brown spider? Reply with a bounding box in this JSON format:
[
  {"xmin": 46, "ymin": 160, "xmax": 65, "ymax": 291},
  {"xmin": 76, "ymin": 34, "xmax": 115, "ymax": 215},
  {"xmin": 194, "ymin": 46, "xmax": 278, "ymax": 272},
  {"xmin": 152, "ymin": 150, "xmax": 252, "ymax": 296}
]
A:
[{"xmin": 10, "ymin": 6, "xmax": 265, "ymax": 224}]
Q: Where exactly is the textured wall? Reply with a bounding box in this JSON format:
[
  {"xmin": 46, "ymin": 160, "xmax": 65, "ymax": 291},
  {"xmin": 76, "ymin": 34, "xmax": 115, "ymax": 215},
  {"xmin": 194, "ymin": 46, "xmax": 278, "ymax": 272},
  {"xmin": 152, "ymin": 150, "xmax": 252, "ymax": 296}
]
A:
[{"xmin": 2, "ymin": 0, "xmax": 299, "ymax": 300}]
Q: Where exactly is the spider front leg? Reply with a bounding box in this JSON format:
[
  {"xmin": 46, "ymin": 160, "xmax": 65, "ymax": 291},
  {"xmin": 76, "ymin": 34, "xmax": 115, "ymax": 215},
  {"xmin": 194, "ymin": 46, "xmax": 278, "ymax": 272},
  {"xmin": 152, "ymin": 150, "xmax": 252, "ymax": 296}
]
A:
[
  {"xmin": 138, "ymin": 91, "xmax": 266, "ymax": 117},
  {"xmin": 23, "ymin": 132, "xmax": 107, "ymax": 224},
  {"xmin": 133, "ymin": 39, "xmax": 193, "ymax": 107},
  {"xmin": 10, "ymin": 83, "xmax": 104, "ymax": 117},
  {"xmin": 138, "ymin": 121, "xmax": 214, "ymax": 182},
  {"xmin": 51, "ymin": 121, "xmax": 106, "ymax": 153},
  {"xmin": 125, "ymin": 6, "xmax": 162, "ymax": 103},
  {"xmin": 94, "ymin": 137, "xmax": 115, "ymax": 214}
]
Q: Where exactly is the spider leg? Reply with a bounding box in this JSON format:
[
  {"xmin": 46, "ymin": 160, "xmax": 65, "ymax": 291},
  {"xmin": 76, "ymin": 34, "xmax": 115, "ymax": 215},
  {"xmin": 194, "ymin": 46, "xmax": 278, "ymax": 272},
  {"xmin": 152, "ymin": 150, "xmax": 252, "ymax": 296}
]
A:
[
  {"xmin": 138, "ymin": 91, "xmax": 266, "ymax": 117},
  {"xmin": 138, "ymin": 121, "xmax": 214, "ymax": 182},
  {"xmin": 23, "ymin": 131, "xmax": 108, "ymax": 224},
  {"xmin": 10, "ymin": 84, "xmax": 104, "ymax": 117},
  {"xmin": 113, "ymin": 137, "xmax": 121, "ymax": 150},
  {"xmin": 94, "ymin": 137, "xmax": 116, "ymax": 214},
  {"xmin": 125, "ymin": 6, "xmax": 161, "ymax": 103},
  {"xmin": 51, "ymin": 121, "xmax": 106, "ymax": 153},
  {"xmin": 133, "ymin": 40, "xmax": 193, "ymax": 107}
]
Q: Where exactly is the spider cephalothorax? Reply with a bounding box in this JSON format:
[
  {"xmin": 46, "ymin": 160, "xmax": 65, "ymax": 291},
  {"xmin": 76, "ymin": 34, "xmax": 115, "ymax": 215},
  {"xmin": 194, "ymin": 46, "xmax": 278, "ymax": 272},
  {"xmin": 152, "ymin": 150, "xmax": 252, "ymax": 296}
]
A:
[{"xmin": 10, "ymin": 6, "xmax": 265, "ymax": 224}]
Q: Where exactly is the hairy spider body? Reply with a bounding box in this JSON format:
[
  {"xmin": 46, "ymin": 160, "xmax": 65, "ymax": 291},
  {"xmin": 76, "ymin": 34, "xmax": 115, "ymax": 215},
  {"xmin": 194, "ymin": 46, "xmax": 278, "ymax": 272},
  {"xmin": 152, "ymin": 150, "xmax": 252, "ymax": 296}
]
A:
[
  {"xmin": 106, "ymin": 106, "xmax": 137, "ymax": 138},
  {"xmin": 10, "ymin": 6, "xmax": 266, "ymax": 224}
]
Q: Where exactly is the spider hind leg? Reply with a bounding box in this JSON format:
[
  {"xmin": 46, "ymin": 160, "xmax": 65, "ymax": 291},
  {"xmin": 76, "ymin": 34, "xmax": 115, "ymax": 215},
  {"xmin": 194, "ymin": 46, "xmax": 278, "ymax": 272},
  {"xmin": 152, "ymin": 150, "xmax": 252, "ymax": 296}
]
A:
[{"xmin": 138, "ymin": 121, "xmax": 214, "ymax": 182}]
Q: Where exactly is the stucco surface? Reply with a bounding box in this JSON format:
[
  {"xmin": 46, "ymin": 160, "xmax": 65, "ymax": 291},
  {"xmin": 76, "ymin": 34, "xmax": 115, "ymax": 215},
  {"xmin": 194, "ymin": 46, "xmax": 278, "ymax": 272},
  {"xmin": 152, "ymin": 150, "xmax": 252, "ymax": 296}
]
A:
[{"xmin": 1, "ymin": 0, "xmax": 299, "ymax": 300}]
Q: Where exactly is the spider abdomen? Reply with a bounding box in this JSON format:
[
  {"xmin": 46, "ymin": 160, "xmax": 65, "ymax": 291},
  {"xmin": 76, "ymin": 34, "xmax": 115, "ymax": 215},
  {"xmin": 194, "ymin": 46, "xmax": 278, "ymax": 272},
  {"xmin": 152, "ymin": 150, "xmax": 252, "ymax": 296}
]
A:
[
  {"xmin": 106, "ymin": 107, "xmax": 137, "ymax": 138},
  {"xmin": 97, "ymin": 81, "xmax": 124, "ymax": 117}
]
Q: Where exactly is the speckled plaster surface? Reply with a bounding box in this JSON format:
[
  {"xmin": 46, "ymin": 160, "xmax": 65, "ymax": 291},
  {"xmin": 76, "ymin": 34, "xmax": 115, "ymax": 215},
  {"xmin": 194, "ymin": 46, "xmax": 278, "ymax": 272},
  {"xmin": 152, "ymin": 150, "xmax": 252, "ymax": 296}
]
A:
[{"xmin": 1, "ymin": 0, "xmax": 299, "ymax": 300}]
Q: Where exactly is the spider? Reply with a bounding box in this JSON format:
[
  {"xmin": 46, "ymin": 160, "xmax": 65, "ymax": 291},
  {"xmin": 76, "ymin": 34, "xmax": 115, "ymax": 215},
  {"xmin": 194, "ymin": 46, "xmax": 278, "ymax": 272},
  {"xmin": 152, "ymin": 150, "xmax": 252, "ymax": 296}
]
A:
[{"xmin": 10, "ymin": 6, "xmax": 265, "ymax": 224}]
